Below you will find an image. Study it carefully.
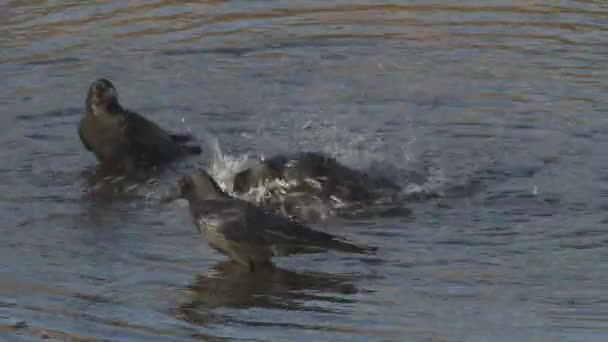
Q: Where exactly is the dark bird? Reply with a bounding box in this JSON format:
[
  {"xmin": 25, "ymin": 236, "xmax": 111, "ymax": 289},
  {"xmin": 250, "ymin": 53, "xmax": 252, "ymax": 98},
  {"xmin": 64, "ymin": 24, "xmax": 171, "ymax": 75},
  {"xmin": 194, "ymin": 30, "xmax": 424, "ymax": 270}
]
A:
[
  {"xmin": 78, "ymin": 78, "xmax": 201, "ymax": 173},
  {"xmin": 233, "ymin": 152, "xmax": 399, "ymax": 202},
  {"xmin": 162, "ymin": 169, "xmax": 376, "ymax": 271}
]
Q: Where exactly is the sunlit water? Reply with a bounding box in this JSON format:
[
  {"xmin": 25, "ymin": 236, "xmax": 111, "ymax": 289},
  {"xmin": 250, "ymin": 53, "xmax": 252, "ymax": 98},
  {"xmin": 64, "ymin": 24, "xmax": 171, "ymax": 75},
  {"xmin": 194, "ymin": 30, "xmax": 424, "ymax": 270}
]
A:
[{"xmin": 1, "ymin": 1, "xmax": 608, "ymax": 341}]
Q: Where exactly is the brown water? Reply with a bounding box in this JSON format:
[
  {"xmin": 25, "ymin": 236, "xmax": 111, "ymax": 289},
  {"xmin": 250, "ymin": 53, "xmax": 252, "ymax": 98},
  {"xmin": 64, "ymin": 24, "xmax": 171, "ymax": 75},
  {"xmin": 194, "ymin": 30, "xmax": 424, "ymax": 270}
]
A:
[{"xmin": 1, "ymin": 1, "xmax": 608, "ymax": 341}]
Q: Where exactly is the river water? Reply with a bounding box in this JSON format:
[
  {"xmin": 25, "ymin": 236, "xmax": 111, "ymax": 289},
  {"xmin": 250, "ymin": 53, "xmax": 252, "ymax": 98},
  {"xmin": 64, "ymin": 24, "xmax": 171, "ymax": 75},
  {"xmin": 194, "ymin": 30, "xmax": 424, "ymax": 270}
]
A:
[{"xmin": 1, "ymin": 1, "xmax": 607, "ymax": 341}]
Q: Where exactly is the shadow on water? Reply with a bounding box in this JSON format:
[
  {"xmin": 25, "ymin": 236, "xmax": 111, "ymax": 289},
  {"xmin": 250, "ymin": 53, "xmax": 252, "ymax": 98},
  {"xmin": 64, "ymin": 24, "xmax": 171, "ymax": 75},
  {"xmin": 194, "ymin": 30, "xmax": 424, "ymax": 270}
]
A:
[{"xmin": 175, "ymin": 260, "xmax": 363, "ymax": 327}]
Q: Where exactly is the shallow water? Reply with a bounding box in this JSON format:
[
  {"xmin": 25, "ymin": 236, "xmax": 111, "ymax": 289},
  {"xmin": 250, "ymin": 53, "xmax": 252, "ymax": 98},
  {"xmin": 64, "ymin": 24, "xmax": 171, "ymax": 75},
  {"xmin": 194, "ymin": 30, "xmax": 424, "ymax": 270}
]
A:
[{"xmin": 2, "ymin": 0, "xmax": 608, "ymax": 341}]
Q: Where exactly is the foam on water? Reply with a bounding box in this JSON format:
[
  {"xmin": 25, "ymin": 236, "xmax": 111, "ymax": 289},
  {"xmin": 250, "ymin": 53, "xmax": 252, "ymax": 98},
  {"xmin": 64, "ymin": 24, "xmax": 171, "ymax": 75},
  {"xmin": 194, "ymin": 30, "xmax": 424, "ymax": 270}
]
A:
[{"xmin": 401, "ymin": 164, "xmax": 447, "ymax": 199}]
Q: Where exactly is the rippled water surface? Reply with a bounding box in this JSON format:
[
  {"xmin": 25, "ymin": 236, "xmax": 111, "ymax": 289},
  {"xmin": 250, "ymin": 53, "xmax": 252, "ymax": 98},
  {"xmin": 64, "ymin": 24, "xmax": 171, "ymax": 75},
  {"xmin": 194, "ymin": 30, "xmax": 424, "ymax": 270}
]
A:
[{"xmin": 2, "ymin": 1, "xmax": 608, "ymax": 341}]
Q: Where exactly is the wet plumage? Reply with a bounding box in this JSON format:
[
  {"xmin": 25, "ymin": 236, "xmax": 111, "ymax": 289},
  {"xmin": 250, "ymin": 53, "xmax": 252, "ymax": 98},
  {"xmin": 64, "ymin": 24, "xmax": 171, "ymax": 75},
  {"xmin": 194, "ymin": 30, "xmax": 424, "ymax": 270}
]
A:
[{"xmin": 233, "ymin": 152, "xmax": 399, "ymax": 201}]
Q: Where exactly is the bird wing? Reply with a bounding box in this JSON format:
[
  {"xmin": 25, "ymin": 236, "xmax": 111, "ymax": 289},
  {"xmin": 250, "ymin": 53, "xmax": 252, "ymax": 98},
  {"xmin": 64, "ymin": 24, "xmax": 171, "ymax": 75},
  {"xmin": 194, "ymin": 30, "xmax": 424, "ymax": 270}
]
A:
[
  {"xmin": 242, "ymin": 203, "xmax": 371, "ymax": 253},
  {"xmin": 169, "ymin": 133, "xmax": 193, "ymax": 143},
  {"xmin": 204, "ymin": 200, "xmax": 337, "ymax": 245},
  {"xmin": 121, "ymin": 110, "xmax": 179, "ymax": 162}
]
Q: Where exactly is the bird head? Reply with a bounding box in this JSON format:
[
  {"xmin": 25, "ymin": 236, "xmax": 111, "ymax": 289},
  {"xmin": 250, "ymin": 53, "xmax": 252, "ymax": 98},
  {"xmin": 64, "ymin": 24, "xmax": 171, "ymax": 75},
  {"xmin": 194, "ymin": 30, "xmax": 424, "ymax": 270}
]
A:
[
  {"xmin": 162, "ymin": 169, "xmax": 227, "ymax": 203},
  {"xmin": 86, "ymin": 78, "xmax": 121, "ymax": 116}
]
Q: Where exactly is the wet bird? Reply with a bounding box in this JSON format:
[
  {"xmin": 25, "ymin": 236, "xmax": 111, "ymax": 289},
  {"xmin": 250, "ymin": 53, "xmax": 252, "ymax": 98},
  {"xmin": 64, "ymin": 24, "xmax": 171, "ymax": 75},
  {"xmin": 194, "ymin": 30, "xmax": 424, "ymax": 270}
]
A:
[
  {"xmin": 163, "ymin": 169, "xmax": 376, "ymax": 271},
  {"xmin": 78, "ymin": 78, "xmax": 201, "ymax": 173},
  {"xmin": 233, "ymin": 152, "xmax": 399, "ymax": 202}
]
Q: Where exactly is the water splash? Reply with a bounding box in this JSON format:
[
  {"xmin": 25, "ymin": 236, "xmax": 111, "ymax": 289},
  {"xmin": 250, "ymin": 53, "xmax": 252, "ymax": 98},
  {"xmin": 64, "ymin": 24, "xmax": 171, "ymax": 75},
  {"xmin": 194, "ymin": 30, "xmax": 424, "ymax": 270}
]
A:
[
  {"xmin": 199, "ymin": 117, "xmax": 446, "ymax": 221},
  {"xmin": 401, "ymin": 165, "xmax": 446, "ymax": 199},
  {"xmin": 207, "ymin": 139, "xmax": 250, "ymax": 193}
]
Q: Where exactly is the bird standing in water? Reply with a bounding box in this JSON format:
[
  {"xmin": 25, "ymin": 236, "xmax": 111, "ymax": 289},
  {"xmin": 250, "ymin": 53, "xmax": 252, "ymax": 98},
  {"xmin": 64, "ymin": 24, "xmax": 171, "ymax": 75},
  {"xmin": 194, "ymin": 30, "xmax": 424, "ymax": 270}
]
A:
[
  {"xmin": 163, "ymin": 169, "xmax": 376, "ymax": 271},
  {"xmin": 78, "ymin": 78, "xmax": 201, "ymax": 173}
]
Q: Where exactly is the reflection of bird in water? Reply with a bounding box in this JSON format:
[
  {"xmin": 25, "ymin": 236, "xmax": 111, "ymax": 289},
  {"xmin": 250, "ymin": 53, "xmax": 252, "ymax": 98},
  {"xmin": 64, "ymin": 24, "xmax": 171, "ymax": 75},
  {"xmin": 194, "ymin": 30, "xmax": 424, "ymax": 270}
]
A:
[
  {"xmin": 80, "ymin": 165, "xmax": 161, "ymax": 200},
  {"xmin": 174, "ymin": 260, "xmax": 361, "ymax": 327}
]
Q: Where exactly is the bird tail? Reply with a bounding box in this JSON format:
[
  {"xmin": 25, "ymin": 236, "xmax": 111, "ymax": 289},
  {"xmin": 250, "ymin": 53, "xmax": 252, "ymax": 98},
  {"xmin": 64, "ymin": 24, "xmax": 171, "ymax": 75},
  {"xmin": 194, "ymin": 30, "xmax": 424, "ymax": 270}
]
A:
[
  {"xmin": 324, "ymin": 238, "xmax": 377, "ymax": 254},
  {"xmin": 273, "ymin": 238, "xmax": 376, "ymax": 256},
  {"xmin": 170, "ymin": 133, "xmax": 194, "ymax": 143},
  {"xmin": 180, "ymin": 144, "xmax": 202, "ymax": 155},
  {"xmin": 170, "ymin": 133, "xmax": 202, "ymax": 155}
]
